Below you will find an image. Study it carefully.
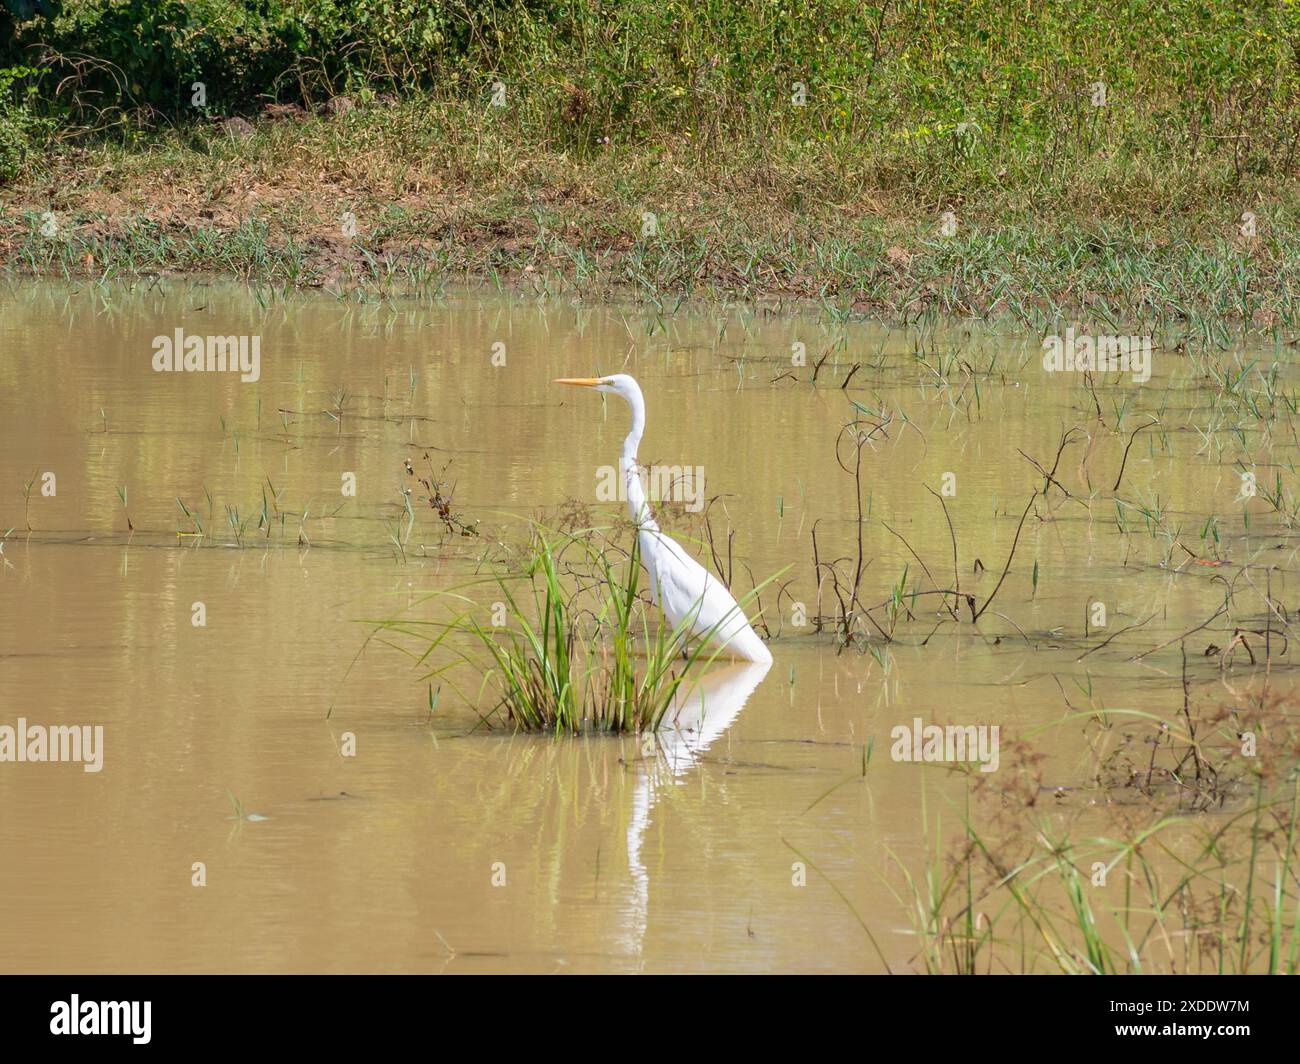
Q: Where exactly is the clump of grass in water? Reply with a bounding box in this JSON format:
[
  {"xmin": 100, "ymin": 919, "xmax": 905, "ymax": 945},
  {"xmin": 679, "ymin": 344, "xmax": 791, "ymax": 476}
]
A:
[{"xmin": 371, "ymin": 523, "xmax": 770, "ymax": 734}]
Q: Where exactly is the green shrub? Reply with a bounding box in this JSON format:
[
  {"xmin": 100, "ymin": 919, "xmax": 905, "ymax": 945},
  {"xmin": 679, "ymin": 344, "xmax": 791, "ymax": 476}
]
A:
[
  {"xmin": 10, "ymin": 0, "xmax": 1300, "ymax": 184},
  {"xmin": 44, "ymin": 0, "xmax": 304, "ymax": 114},
  {"xmin": 0, "ymin": 65, "xmax": 54, "ymax": 182},
  {"xmin": 34, "ymin": 0, "xmax": 492, "ymax": 115}
]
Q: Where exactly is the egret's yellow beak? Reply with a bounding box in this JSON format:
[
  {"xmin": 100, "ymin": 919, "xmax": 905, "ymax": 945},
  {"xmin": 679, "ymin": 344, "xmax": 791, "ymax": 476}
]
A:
[{"xmin": 553, "ymin": 377, "xmax": 604, "ymax": 387}]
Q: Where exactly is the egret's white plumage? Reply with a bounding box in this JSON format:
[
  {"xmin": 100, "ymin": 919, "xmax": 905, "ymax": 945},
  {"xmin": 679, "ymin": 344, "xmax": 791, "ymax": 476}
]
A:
[{"xmin": 555, "ymin": 373, "xmax": 773, "ymax": 665}]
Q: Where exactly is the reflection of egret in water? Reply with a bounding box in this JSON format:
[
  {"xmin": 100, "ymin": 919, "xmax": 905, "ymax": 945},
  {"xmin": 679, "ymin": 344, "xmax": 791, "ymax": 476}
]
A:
[{"xmin": 624, "ymin": 660, "xmax": 771, "ymax": 954}]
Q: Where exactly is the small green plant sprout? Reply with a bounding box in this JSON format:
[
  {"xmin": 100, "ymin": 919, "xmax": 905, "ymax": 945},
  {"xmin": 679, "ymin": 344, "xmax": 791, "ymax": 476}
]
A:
[
  {"xmin": 116, "ymin": 485, "xmax": 132, "ymax": 532},
  {"xmin": 21, "ymin": 471, "xmax": 37, "ymax": 531},
  {"xmin": 176, "ymin": 497, "xmax": 204, "ymax": 539},
  {"xmin": 225, "ymin": 789, "xmax": 268, "ymax": 822}
]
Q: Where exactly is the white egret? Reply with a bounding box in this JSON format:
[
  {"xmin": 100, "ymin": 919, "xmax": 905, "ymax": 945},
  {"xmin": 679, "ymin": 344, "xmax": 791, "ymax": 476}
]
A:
[{"xmin": 555, "ymin": 374, "xmax": 773, "ymax": 665}]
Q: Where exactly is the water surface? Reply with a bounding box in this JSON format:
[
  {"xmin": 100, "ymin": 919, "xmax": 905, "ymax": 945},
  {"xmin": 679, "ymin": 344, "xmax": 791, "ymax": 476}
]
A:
[{"xmin": 1, "ymin": 280, "xmax": 1295, "ymax": 972}]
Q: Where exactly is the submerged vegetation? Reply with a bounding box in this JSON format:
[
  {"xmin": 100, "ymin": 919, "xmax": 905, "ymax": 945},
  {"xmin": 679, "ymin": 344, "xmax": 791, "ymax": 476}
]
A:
[
  {"xmin": 889, "ymin": 689, "xmax": 1300, "ymax": 974},
  {"xmin": 749, "ymin": 315, "xmax": 1300, "ymax": 973}
]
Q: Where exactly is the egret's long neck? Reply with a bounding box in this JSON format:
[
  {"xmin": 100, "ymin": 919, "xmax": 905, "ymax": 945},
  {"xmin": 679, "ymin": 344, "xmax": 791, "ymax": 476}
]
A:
[
  {"xmin": 620, "ymin": 384, "xmax": 645, "ymax": 464},
  {"xmin": 618, "ymin": 385, "xmax": 658, "ymax": 531}
]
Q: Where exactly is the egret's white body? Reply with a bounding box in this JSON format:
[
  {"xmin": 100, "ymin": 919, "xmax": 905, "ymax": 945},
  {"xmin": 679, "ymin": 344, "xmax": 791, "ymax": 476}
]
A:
[{"xmin": 556, "ymin": 373, "xmax": 772, "ymax": 665}]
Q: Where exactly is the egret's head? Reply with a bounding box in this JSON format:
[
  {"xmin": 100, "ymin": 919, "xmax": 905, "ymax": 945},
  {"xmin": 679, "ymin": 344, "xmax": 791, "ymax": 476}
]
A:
[{"xmin": 554, "ymin": 373, "xmax": 640, "ymax": 401}]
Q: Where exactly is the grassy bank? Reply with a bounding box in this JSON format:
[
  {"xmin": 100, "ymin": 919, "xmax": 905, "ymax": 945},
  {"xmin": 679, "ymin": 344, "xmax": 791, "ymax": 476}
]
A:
[{"xmin": 4, "ymin": 2, "xmax": 1300, "ymax": 332}]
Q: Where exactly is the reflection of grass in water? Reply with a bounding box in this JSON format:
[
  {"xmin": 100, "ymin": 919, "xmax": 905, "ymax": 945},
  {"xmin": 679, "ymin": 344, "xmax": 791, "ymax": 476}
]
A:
[{"xmin": 368, "ymin": 523, "xmax": 773, "ymax": 734}]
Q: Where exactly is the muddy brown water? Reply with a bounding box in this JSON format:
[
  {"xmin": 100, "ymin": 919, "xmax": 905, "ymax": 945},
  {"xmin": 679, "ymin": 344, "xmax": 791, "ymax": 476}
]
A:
[{"xmin": 1, "ymin": 280, "xmax": 1296, "ymax": 972}]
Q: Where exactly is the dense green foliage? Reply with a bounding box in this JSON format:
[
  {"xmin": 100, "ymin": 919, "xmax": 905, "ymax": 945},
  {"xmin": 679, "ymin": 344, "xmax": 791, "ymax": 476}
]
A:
[
  {"xmin": 5, "ymin": 2, "xmax": 1300, "ymax": 324},
  {"xmin": 7, "ymin": 2, "xmax": 1300, "ymax": 178},
  {"xmin": 6, "ymin": 1, "xmax": 1299, "ymax": 137}
]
